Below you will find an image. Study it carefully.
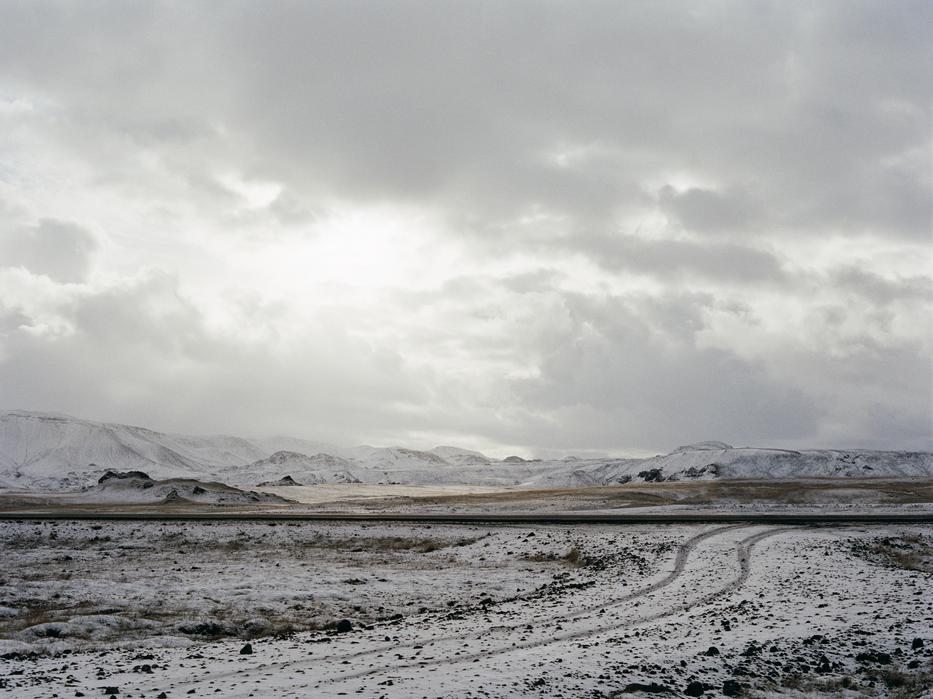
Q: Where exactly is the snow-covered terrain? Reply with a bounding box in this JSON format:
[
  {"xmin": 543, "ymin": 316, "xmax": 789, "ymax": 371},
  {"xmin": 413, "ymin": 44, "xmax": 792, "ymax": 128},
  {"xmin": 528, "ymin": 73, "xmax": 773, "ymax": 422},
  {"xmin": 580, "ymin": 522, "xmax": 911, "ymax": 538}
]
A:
[
  {"xmin": 2, "ymin": 520, "xmax": 930, "ymax": 697},
  {"xmin": 2, "ymin": 410, "xmax": 931, "ymax": 492}
]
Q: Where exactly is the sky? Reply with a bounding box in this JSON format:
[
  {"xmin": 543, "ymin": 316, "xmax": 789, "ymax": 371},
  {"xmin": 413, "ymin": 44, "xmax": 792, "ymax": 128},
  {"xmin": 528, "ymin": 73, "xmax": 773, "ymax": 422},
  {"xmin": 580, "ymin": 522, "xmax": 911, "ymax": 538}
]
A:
[{"xmin": 0, "ymin": 1, "xmax": 930, "ymax": 456}]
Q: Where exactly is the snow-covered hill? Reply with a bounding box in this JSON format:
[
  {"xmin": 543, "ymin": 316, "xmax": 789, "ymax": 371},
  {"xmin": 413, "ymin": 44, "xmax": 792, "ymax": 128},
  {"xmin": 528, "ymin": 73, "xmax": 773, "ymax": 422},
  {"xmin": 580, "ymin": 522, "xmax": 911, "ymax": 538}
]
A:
[
  {"xmin": 218, "ymin": 451, "xmax": 360, "ymax": 486},
  {"xmin": 1, "ymin": 411, "xmax": 930, "ymax": 492}
]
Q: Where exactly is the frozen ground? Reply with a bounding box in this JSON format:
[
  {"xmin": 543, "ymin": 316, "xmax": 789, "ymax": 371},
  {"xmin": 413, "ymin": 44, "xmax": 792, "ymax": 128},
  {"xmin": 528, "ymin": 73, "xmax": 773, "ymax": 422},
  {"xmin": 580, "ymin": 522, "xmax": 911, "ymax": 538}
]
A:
[{"xmin": 1, "ymin": 521, "xmax": 931, "ymax": 697}]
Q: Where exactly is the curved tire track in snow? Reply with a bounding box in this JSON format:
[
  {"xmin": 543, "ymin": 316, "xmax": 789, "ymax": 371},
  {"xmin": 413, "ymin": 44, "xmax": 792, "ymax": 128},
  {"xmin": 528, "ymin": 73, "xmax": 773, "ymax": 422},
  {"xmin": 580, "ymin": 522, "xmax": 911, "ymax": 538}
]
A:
[
  {"xmin": 314, "ymin": 525, "xmax": 795, "ymax": 688},
  {"xmin": 156, "ymin": 525, "xmax": 745, "ymax": 691}
]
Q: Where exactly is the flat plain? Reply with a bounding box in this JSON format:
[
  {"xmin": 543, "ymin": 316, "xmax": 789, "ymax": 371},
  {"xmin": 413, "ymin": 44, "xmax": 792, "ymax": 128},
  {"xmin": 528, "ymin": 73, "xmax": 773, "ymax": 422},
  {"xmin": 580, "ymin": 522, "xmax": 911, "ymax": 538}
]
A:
[{"xmin": 1, "ymin": 510, "xmax": 931, "ymax": 698}]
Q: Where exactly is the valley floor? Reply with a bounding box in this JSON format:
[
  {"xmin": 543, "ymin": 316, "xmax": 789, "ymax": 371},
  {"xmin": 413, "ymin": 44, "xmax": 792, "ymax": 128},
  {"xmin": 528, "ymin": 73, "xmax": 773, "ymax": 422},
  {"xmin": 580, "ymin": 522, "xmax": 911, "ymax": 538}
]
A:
[{"xmin": 0, "ymin": 520, "xmax": 931, "ymax": 697}]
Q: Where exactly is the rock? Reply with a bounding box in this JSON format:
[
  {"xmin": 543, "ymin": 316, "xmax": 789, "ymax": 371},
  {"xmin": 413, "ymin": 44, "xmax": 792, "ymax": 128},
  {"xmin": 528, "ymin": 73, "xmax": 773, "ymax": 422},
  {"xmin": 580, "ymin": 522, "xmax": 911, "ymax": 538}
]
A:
[
  {"xmin": 855, "ymin": 650, "xmax": 892, "ymax": 665},
  {"xmin": 239, "ymin": 643, "xmax": 253, "ymax": 655},
  {"xmin": 336, "ymin": 619, "xmax": 353, "ymax": 633},
  {"xmin": 101, "ymin": 689, "xmax": 119, "ymax": 696},
  {"xmin": 912, "ymin": 637, "xmax": 924, "ymax": 650},
  {"xmin": 503, "ymin": 455, "xmax": 526, "ymax": 463},
  {"xmin": 622, "ymin": 682, "xmax": 673, "ymax": 694},
  {"xmin": 98, "ymin": 470, "xmax": 151, "ymax": 483},
  {"xmin": 179, "ymin": 621, "xmax": 228, "ymax": 637},
  {"xmin": 816, "ymin": 655, "xmax": 831, "ymax": 673},
  {"xmin": 637, "ymin": 468, "xmax": 664, "ymax": 482},
  {"xmin": 703, "ymin": 646, "xmax": 720, "ymax": 656},
  {"xmin": 685, "ymin": 681, "xmax": 708, "ymax": 696},
  {"xmin": 722, "ymin": 679, "xmax": 742, "ymax": 696},
  {"xmin": 258, "ymin": 475, "xmax": 302, "ymax": 487},
  {"xmin": 158, "ymin": 694, "xmax": 167, "ymax": 699}
]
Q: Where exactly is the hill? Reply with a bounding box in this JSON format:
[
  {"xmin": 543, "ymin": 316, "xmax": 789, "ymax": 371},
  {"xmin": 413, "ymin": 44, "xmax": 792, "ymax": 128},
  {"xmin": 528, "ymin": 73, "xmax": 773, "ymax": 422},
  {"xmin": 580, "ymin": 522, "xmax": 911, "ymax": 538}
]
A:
[{"xmin": 1, "ymin": 411, "xmax": 930, "ymax": 491}]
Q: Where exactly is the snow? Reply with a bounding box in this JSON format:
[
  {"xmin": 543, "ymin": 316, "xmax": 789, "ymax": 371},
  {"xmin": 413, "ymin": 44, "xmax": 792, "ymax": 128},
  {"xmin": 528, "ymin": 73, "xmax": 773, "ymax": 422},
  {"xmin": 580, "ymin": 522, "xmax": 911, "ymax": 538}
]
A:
[
  {"xmin": 2, "ymin": 520, "xmax": 931, "ymax": 696},
  {"xmin": 2, "ymin": 410, "xmax": 931, "ymax": 492}
]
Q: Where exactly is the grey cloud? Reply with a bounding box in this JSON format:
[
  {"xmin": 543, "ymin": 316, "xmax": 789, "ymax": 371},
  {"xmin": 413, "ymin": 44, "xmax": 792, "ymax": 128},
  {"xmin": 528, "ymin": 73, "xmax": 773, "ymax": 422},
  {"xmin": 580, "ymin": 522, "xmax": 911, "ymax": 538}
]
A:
[
  {"xmin": 0, "ymin": 273, "xmax": 428, "ymax": 443},
  {"xmin": 659, "ymin": 186, "xmax": 764, "ymax": 236},
  {"xmin": 580, "ymin": 233, "xmax": 785, "ymax": 284},
  {"xmin": 1, "ymin": 1, "xmax": 928, "ymax": 240},
  {"xmin": 0, "ymin": 219, "xmax": 98, "ymax": 282},
  {"xmin": 831, "ymin": 267, "xmax": 933, "ymax": 306},
  {"xmin": 506, "ymin": 292, "xmax": 822, "ymax": 451},
  {"xmin": 0, "ymin": 2, "xmax": 929, "ymax": 452}
]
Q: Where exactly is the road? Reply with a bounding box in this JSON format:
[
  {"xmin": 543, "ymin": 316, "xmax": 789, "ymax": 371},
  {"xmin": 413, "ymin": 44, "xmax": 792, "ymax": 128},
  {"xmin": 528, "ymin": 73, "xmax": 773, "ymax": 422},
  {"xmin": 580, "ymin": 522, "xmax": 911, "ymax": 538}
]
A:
[{"xmin": 1, "ymin": 509, "xmax": 931, "ymax": 523}]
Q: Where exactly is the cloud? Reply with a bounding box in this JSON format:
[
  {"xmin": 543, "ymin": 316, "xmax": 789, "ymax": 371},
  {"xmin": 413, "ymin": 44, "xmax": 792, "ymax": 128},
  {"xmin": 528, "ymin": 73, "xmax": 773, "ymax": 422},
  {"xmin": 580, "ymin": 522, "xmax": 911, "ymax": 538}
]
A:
[
  {"xmin": 0, "ymin": 1, "xmax": 928, "ymax": 452},
  {"xmin": 659, "ymin": 186, "xmax": 764, "ymax": 236},
  {"xmin": 579, "ymin": 233, "xmax": 786, "ymax": 284},
  {"xmin": 0, "ymin": 219, "xmax": 98, "ymax": 283}
]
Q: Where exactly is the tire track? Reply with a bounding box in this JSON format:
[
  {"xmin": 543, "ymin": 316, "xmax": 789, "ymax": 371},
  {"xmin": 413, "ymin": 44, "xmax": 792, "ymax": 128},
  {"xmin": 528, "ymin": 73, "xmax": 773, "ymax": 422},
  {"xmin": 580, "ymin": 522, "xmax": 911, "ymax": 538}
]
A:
[
  {"xmin": 154, "ymin": 525, "xmax": 746, "ymax": 691},
  {"xmin": 314, "ymin": 525, "xmax": 794, "ymax": 688}
]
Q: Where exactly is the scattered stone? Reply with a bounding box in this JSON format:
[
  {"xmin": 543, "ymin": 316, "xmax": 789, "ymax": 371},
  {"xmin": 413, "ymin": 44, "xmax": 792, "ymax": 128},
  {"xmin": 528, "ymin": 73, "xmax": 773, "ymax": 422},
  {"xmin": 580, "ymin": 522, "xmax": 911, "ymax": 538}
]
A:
[
  {"xmin": 239, "ymin": 643, "xmax": 253, "ymax": 655},
  {"xmin": 622, "ymin": 682, "xmax": 673, "ymax": 694},
  {"xmin": 336, "ymin": 619, "xmax": 353, "ymax": 633},
  {"xmin": 912, "ymin": 637, "xmax": 924, "ymax": 650},
  {"xmin": 816, "ymin": 655, "xmax": 831, "ymax": 673},
  {"xmin": 685, "ymin": 680, "xmax": 708, "ymax": 696},
  {"xmin": 703, "ymin": 646, "xmax": 720, "ymax": 656},
  {"xmin": 722, "ymin": 679, "xmax": 742, "ymax": 696},
  {"xmin": 855, "ymin": 650, "xmax": 892, "ymax": 665},
  {"xmin": 637, "ymin": 468, "xmax": 664, "ymax": 482},
  {"xmin": 98, "ymin": 470, "xmax": 151, "ymax": 483}
]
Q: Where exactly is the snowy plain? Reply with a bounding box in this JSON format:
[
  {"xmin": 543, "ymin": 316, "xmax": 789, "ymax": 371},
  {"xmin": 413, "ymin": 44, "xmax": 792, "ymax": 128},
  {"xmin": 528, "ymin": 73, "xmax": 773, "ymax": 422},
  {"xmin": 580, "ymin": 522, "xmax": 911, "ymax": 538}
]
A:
[{"xmin": 1, "ymin": 520, "xmax": 931, "ymax": 697}]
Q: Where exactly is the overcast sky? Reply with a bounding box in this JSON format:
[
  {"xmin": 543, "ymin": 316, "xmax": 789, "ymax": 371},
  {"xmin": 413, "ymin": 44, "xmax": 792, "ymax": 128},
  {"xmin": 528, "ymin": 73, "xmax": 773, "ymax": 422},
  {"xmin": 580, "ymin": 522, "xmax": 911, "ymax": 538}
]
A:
[{"xmin": 0, "ymin": 1, "xmax": 930, "ymax": 455}]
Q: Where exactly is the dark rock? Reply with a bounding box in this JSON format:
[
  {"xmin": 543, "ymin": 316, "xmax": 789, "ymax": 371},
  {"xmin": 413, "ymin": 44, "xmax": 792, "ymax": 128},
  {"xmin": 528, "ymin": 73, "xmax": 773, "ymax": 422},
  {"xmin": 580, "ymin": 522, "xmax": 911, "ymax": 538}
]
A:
[
  {"xmin": 161, "ymin": 489, "xmax": 187, "ymax": 504},
  {"xmin": 816, "ymin": 654, "xmax": 831, "ymax": 673},
  {"xmin": 622, "ymin": 682, "xmax": 673, "ymax": 694},
  {"xmin": 685, "ymin": 681, "xmax": 708, "ymax": 696},
  {"xmin": 239, "ymin": 643, "xmax": 252, "ymax": 655},
  {"xmin": 703, "ymin": 646, "xmax": 720, "ymax": 656},
  {"xmin": 335, "ymin": 619, "xmax": 353, "ymax": 633},
  {"xmin": 98, "ymin": 470, "xmax": 151, "ymax": 484},
  {"xmin": 101, "ymin": 689, "xmax": 119, "ymax": 696},
  {"xmin": 855, "ymin": 650, "xmax": 892, "ymax": 665},
  {"xmin": 178, "ymin": 621, "xmax": 229, "ymax": 637},
  {"xmin": 722, "ymin": 679, "xmax": 742, "ymax": 696},
  {"xmin": 912, "ymin": 637, "xmax": 924, "ymax": 650},
  {"xmin": 637, "ymin": 468, "xmax": 664, "ymax": 482},
  {"xmin": 258, "ymin": 475, "xmax": 303, "ymax": 487}
]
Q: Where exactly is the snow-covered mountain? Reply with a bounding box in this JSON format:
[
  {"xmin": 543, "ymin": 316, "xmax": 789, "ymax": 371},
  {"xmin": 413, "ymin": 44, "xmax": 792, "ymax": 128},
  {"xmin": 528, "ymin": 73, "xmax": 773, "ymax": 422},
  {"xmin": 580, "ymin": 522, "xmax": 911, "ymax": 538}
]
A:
[
  {"xmin": 1, "ymin": 411, "xmax": 931, "ymax": 491},
  {"xmin": 217, "ymin": 451, "xmax": 360, "ymax": 486}
]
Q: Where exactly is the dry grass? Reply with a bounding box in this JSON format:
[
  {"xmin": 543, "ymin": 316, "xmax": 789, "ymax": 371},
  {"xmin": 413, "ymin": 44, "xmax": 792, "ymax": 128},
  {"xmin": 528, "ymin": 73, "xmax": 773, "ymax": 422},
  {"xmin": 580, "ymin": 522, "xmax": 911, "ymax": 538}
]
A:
[
  {"xmin": 851, "ymin": 533, "xmax": 933, "ymax": 573},
  {"xmin": 522, "ymin": 546, "xmax": 584, "ymax": 567}
]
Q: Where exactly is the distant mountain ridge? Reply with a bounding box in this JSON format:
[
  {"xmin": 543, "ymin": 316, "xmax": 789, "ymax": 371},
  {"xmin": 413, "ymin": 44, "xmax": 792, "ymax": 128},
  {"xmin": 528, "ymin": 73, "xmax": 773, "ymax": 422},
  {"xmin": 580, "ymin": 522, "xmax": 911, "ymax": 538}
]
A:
[{"xmin": 1, "ymin": 410, "xmax": 931, "ymax": 491}]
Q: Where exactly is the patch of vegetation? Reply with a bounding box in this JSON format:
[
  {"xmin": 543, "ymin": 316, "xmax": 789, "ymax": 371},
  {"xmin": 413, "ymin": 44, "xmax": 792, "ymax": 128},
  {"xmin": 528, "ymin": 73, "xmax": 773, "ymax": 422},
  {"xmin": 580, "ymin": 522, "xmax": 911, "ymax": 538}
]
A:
[
  {"xmin": 311, "ymin": 535, "xmax": 481, "ymax": 553},
  {"xmin": 522, "ymin": 546, "xmax": 583, "ymax": 567},
  {"xmin": 850, "ymin": 533, "xmax": 933, "ymax": 573}
]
